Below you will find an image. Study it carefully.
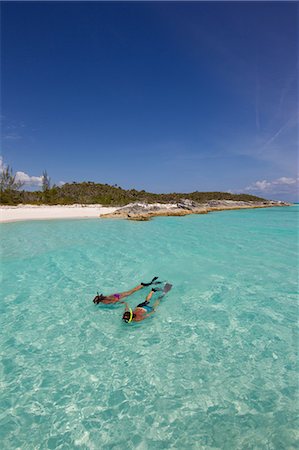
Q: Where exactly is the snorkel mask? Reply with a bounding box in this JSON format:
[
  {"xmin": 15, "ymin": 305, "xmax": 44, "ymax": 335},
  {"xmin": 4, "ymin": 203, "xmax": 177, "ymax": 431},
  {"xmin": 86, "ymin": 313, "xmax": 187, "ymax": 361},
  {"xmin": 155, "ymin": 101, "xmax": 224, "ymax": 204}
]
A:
[
  {"xmin": 123, "ymin": 308, "xmax": 133, "ymax": 323},
  {"xmin": 93, "ymin": 291, "xmax": 105, "ymax": 304}
]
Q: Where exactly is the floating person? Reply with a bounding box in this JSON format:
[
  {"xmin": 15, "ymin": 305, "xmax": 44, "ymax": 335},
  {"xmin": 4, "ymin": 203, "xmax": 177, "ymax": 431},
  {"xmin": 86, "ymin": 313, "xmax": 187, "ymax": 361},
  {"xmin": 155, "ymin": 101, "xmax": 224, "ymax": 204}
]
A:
[
  {"xmin": 93, "ymin": 277, "xmax": 161, "ymax": 305},
  {"xmin": 122, "ymin": 283, "xmax": 173, "ymax": 323}
]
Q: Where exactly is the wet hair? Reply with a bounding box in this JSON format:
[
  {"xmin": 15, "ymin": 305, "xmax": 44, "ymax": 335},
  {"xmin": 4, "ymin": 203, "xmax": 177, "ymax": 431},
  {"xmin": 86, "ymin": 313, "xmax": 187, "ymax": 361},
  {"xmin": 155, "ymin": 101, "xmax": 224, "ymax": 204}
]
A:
[
  {"xmin": 93, "ymin": 294, "xmax": 106, "ymax": 304},
  {"xmin": 122, "ymin": 311, "xmax": 135, "ymax": 322},
  {"xmin": 122, "ymin": 311, "xmax": 130, "ymax": 322}
]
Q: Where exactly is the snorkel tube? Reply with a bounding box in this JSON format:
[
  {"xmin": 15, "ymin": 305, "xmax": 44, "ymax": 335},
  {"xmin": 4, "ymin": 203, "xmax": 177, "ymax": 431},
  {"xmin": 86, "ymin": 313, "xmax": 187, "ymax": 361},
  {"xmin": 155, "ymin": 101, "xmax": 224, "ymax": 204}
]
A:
[
  {"xmin": 122, "ymin": 302, "xmax": 133, "ymax": 323},
  {"xmin": 127, "ymin": 307, "xmax": 133, "ymax": 323}
]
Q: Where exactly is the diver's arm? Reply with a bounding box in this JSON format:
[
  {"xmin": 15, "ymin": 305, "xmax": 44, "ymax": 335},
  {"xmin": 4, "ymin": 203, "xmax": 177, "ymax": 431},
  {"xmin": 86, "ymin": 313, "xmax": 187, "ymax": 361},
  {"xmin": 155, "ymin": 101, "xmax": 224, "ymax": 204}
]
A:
[
  {"xmin": 121, "ymin": 301, "xmax": 130, "ymax": 312},
  {"xmin": 143, "ymin": 310, "xmax": 156, "ymax": 319}
]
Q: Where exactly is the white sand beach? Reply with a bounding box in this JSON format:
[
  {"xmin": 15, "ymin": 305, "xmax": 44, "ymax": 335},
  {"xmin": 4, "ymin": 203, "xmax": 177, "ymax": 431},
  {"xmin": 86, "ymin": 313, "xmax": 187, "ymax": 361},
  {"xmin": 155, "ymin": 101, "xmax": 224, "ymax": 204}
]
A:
[
  {"xmin": 0, "ymin": 200, "xmax": 290, "ymax": 223},
  {"xmin": 0, "ymin": 204, "xmax": 118, "ymax": 223}
]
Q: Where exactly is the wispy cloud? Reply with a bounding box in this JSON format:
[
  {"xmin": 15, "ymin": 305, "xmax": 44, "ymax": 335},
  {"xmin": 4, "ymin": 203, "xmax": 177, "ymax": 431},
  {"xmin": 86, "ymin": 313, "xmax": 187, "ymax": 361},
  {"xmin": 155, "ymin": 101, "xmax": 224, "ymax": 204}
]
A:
[
  {"xmin": 259, "ymin": 116, "xmax": 297, "ymax": 151},
  {"xmin": 279, "ymin": 72, "xmax": 297, "ymax": 112},
  {"xmin": 2, "ymin": 133, "xmax": 22, "ymax": 140},
  {"xmin": 255, "ymin": 66, "xmax": 261, "ymax": 132},
  {"xmin": 1, "ymin": 119, "xmax": 27, "ymax": 141},
  {"xmin": 225, "ymin": 111, "xmax": 298, "ymax": 173}
]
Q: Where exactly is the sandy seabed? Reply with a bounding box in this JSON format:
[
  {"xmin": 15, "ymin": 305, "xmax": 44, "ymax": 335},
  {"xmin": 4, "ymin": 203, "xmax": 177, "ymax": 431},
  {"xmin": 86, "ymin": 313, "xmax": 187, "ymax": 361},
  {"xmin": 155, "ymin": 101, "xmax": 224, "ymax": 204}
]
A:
[{"xmin": 0, "ymin": 204, "xmax": 117, "ymax": 223}]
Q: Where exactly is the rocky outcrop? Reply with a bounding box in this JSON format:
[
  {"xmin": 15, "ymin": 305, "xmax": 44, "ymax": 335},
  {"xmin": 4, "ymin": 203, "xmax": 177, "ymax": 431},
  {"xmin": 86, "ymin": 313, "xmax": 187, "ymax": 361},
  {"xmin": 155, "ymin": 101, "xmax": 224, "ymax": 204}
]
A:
[{"xmin": 101, "ymin": 199, "xmax": 291, "ymax": 221}]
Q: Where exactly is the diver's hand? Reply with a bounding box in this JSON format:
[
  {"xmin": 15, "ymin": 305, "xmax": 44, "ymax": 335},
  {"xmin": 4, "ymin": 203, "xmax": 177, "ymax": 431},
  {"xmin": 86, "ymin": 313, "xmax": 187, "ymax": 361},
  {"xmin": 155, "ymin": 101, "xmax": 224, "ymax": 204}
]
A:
[{"xmin": 121, "ymin": 301, "xmax": 129, "ymax": 311}]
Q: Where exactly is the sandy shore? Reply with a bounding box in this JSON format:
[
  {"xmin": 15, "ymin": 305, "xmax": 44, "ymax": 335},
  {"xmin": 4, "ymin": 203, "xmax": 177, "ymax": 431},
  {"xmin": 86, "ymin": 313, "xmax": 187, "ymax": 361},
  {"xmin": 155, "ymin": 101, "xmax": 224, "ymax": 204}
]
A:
[
  {"xmin": 0, "ymin": 204, "xmax": 117, "ymax": 223},
  {"xmin": 0, "ymin": 200, "xmax": 290, "ymax": 223}
]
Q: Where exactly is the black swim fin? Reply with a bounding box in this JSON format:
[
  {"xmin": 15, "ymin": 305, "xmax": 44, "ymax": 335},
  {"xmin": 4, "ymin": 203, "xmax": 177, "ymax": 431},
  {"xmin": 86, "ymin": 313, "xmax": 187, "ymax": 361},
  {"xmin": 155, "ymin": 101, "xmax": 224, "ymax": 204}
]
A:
[{"xmin": 141, "ymin": 276, "xmax": 160, "ymax": 286}]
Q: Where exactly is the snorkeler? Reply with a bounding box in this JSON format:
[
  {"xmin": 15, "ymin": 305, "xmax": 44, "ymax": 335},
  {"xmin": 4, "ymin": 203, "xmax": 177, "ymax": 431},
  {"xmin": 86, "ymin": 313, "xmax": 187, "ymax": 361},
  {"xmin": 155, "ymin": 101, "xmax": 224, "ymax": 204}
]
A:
[
  {"xmin": 122, "ymin": 283, "xmax": 172, "ymax": 323},
  {"xmin": 93, "ymin": 277, "xmax": 161, "ymax": 305}
]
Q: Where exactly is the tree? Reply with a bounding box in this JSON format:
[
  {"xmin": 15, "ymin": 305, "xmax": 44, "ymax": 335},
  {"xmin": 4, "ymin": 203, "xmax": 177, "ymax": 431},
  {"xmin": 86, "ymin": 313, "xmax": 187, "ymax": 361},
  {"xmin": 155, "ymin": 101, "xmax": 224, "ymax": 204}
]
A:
[
  {"xmin": 0, "ymin": 165, "xmax": 24, "ymax": 192},
  {"xmin": 42, "ymin": 170, "xmax": 51, "ymax": 192}
]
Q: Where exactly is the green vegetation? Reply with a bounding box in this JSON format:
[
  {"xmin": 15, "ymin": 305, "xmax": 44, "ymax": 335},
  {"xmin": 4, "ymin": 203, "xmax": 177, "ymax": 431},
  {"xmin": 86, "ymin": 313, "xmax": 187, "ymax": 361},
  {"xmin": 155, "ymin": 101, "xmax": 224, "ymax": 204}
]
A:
[
  {"xmin": 42, "ymin": 170, "xmax": 51, "ymax": 192},
  {"xmin": 41, "ymin": 170, "xmax": 51, "ymax": 203},
  {"xmin": 0, "ymin": 165, "xmax": 24, "ymax": 204},
  {"xmin": 0, "ymin": 180, "xmax": 266, "ymax": 206}
]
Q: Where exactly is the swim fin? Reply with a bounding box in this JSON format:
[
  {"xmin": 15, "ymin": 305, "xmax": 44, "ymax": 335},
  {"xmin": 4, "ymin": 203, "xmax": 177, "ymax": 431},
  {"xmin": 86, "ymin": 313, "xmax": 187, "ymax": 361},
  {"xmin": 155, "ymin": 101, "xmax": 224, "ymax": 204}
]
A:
[
  {"xmin": 157, "ymin": 283, "xmax": 173, "ymax": 301},
  {"xmin": 141, "ymin": 276, "xmax": 159, "ymax": 286},
  {"xmin": 163, "ymin": 283, "xmax": 173, "ymax": 294}
]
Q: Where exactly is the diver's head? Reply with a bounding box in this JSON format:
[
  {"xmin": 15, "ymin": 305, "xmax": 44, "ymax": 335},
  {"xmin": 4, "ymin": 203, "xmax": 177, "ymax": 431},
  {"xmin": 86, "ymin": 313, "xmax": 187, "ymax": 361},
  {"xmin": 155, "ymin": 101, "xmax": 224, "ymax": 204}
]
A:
[
  {"xmin": 93, "ymin": 293, "xmax": 106, "ymax": 304},
  {"xmin": 122, "ymin": 310, "xmax": 134, "ymax": 323}
]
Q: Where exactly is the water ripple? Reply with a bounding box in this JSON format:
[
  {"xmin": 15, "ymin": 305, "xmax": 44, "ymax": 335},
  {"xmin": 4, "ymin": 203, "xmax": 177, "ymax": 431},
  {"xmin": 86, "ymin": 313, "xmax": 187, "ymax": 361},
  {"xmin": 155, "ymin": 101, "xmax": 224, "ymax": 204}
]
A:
[{"xmin": 0, "ymin": 208, "xmax": 298, "ymax": 448}]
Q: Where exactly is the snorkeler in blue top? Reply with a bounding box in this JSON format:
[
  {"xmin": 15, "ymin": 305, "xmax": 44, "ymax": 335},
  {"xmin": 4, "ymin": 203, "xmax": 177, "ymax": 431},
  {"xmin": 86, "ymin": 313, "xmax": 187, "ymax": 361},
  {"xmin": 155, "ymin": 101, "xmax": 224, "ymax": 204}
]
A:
[{"xmin": 122, "ymin": 283, "xmax": 173, "ymax": 323}]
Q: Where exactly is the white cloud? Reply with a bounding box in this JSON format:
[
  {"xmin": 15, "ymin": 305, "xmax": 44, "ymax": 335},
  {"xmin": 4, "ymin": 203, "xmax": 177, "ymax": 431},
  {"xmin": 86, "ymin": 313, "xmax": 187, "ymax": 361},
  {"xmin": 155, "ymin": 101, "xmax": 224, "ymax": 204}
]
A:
[
  {"xmin": 248, "ymin": 180, "xmax": 272, "ymax": 191},
  {"xmin": 245, "ymin": 176, "xmax": 298, "ymax": 194},
  {"xmin": 0, "ymin": 156, "xmax": 44, "ymax": 187},
  {"xmin": 15, "ymin": 171, "xmax": 43, "ymax": 187},
  {"xmin": 273, "ymin": 177, "xmax": 296, "ymax": 186}
]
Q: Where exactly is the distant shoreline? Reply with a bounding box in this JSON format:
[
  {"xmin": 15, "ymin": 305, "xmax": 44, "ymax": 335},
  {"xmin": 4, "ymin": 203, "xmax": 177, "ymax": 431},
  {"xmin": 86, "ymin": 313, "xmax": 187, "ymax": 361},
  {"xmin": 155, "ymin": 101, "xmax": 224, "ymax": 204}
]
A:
[
  {"xmin": 101, "ymin": 199, "xmax": 292, "ymax": 221},
  {"xmin": 0, "ymin": 200, "xmax": 291, "ymax": 224}
]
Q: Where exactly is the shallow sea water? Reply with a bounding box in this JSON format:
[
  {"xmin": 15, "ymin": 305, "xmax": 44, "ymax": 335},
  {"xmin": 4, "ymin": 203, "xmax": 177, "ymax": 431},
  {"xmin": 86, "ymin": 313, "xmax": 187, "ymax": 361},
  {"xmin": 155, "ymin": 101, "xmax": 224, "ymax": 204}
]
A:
[{"xmin": 0, "ymin": 206, "xmax": 298, "ymax": 449}]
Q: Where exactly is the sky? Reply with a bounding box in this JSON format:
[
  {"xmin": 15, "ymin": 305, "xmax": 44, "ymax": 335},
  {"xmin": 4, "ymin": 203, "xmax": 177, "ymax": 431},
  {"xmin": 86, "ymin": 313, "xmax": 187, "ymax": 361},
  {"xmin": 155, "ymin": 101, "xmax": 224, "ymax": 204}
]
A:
[{"xmin": 1, "ymin": 1, "xmax": 298, "ymax": 201}]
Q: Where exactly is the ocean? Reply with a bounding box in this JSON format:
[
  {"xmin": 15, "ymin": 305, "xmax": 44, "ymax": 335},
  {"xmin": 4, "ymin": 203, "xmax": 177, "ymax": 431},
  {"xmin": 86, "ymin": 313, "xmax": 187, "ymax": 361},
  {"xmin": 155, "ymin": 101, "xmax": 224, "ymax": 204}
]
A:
[{"xmin": 0, "ymin": 206, "xmax": 298, "ymax": 449}]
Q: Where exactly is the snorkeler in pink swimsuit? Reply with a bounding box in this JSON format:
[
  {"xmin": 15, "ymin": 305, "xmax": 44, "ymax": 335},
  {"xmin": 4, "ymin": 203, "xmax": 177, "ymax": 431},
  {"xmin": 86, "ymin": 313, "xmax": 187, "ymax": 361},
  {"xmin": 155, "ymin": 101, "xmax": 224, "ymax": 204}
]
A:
[{"xmin": 93, "ymin": 277, "xmax": 161, "ymax": 305}]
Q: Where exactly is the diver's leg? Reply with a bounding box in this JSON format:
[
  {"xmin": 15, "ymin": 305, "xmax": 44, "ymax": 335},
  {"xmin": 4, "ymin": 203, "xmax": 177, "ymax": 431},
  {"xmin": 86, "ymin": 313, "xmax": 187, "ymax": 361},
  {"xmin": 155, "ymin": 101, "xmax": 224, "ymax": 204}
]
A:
[
  {"xmin": 114, "ymin": 277, "xmax": 160, "ymax": 300},
  {"xmin": 145, "ymin": 290, "xmax": 155, "ymax": 302},
  {"xmin": 118, "ymin": 284, "xmax": 144, "ymax": 300}
]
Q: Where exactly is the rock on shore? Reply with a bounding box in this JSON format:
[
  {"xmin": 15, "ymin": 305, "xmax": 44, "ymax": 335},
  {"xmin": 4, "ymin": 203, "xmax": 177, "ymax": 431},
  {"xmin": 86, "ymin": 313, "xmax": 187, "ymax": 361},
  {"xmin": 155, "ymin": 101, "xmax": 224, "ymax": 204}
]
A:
[{"xmin": 101, "ymin": 199, "xmax": 290, "ymax": 221}]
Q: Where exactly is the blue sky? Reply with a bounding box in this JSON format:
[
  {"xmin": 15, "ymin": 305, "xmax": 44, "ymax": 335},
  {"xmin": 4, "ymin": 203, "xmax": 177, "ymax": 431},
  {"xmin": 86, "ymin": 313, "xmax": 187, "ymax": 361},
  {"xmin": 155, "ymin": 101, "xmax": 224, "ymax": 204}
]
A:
[{"xmin": 1, "ymin": 1, "xmax": 298, "ymax": 201}]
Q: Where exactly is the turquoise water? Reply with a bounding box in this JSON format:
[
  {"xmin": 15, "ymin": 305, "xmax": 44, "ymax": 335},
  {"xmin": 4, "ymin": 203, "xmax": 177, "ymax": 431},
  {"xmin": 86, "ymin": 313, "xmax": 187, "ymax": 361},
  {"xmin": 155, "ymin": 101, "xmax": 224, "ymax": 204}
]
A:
[{"xmin": 0, "ymin": 206, "xmax": 298, "ymax": 449}]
